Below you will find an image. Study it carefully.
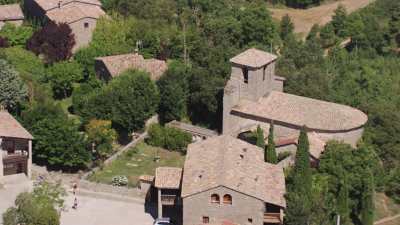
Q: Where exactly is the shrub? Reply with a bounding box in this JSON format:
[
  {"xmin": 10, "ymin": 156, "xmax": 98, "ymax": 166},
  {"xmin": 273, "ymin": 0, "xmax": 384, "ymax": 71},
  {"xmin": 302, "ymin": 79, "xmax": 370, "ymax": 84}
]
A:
[
  {"xmin": 0, "ymin": 23, "xmax": 34, "ymax": 47},
  {"xmin": 147, "ymin": 124, "xmax": 192, "ymax": 152},
  {"xmin": 112, "ymin": 175, "xmax": 128, "ymax": 186}
]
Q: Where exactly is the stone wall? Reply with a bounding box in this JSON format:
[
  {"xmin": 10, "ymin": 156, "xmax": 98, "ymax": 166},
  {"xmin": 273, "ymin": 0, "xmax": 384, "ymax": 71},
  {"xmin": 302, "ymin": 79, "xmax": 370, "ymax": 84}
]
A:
[
  {"xmin": 69, "ymin": 17, "xmax": 98, "ymax": 52},
  {"xmin": 183, "ymin": 186, "xmax": 265, "ymax": 225}
]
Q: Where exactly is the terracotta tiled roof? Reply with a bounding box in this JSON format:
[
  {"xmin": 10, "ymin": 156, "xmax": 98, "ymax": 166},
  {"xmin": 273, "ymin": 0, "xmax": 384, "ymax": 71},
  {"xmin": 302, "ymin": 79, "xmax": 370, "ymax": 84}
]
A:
[
  {"xmin": 182, "ymin": 135, "xmax": 286, "ymax": 208},
  {"xmin": 230, "ymin": 48, "xmax": 277, "ymax": 68},
  {"xmin": 0, "ymin": 110, "xmax": 33, "ymax": 139},
  {"xmin": 166, "ymin": 120, "xmax": 218, "ymax": 138},
  {"xmin": 95, "ymin": 53, "xmax": 168, "ymax": 80},
  {"xmin": 139, "ymin": 175, "xmax": 154, "ymax": 182},
  {"xmin": 155, "ymin": 167, "xmax": 182, "ymax": 189},
  {"xmin": 34, "ymin": 0, "xmax": 102, "ymax": 11},
  {"xmin": 233, "ymin": 91, "xmax": 368, "ymax": 131},
  {"xmin": 45, "ymin": 3, "xmax": 105, "ymax": 24},
  {"xmin": 0, "ymin": 4, "xmax": 24, "ymax": 21}
]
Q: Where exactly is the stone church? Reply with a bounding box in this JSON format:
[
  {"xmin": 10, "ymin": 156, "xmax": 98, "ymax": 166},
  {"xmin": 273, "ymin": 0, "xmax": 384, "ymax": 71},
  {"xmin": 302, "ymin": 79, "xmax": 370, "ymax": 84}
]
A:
[{"xmin": 223, "ymin": 48, "xmax": 368, "ymax": 163}]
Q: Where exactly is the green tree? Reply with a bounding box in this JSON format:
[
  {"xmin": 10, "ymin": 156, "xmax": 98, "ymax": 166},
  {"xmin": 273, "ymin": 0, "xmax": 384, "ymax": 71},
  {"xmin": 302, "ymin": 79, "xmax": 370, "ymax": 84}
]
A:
[
  {"xmin": 320, "ymin": 23, "xmax": 337, "ymax": 48},
  {"xmin": 22, "ymin": 102, "xmax": 91, "ymax": 170},
  {"xmin": 331, "ymin": 5, "xmax": 348, "ymax": 38},
  {"xmin": 0, "ymin": 23, "xmax": 34, "ymax": 47},
  {"xmin": 285, "ymin": 127, "xmax": 312, "ymax": 225},
  {"xmin": 256, "ymin": 125, "xmax": 265, "ymax": 150},
  {"xmin": 0, "ymin": 59, "xmax": 28, "ymax": 111},
  {"xmin": 45, "ymin": 61, "xmax": 83, "ymax": 99},
  {"xmin": 157, "ymin": 61, "xmax": 189, "ymax": 123},
  {"xmin": 266, "ymin": 123, "xmax": 277, "ymax": 164},
  {"xmin": 361, "ymin": 170, "xmax": 375, "ymax": 225},
  {"xmin": 2, "ymin": 181, "xmax": 66, "ymax": 225},
  {"xmin": 280, "ymin": 14, "xmax": 295, "ymax": 40},
  {"xmin": 337, "ymin": 173, "xmax": 350, "ymax": 225},
  {"xmin": 146, "ymin": 124, "xmax": 192, "ymax": 152},
  {"xmin": 85, "ymin": 119, "xmax": 117, "ymax": 160},
  {"xmin": 79, "ymin": 70, "xmax": 160, "ymax": 132},
  {"xmin": 389, "ymin": 2, "xmax": 400, "ymax": 47},
  {"xmin": 386, "ymin": 167, "xmax": 400, "ymax": 203}
]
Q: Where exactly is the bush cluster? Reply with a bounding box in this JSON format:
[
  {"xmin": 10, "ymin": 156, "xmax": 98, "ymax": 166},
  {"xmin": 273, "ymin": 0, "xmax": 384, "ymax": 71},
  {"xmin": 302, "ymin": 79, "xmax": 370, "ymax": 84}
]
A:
[{"xmin": 146, "ymin": 124, "xmax": 192, "ymax": 152}]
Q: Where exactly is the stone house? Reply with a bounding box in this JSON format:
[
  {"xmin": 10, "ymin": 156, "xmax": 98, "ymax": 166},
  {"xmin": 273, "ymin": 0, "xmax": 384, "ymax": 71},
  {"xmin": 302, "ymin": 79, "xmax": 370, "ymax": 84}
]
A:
[
  {"xmin": 154, "ymin": 135, "xmax": 286, "ymax": 225},
  {"xmin": 0, "ymin": 4, "xmax": 24, "ymax": 29},
  {"xmin": 95, "ymin": 53, "xmax": 168, "ymax": 81},
  {"xmin": 24, "ymin": 0, "xmax": 106, "ymax": 51},
  {"xmin": 0, "ymin": 110, "xmax": 33, "ymax": 184},
  {"xmin": 223, "ymin": 48, "xmax": 368, "ymax": 163}
]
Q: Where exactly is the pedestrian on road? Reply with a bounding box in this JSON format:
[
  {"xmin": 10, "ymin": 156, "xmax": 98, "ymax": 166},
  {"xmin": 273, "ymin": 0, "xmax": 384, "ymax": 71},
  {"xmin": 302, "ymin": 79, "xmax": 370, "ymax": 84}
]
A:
[
  {"xmin": 72, "ymin": 197, "xmax": 78, "ymax": 209},
  {"xmin": 72, "ymin": 182, "xmax": 78, "ymax": 195}
]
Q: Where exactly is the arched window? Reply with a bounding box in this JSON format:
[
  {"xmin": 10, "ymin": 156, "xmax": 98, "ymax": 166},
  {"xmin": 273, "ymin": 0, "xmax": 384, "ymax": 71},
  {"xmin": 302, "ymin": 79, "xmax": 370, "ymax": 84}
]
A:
[
  {"xmin": 223, "ymin": 194, "xmax": 232, "ymax": 205},
  {"xmin": 211, "ymin": 194, "xmax": 220, "ymax": 204}
]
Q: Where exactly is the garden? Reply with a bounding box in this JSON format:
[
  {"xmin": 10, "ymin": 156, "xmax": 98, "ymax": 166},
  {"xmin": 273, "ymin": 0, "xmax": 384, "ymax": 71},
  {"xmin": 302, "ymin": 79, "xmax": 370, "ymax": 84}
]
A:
[{"xmin": 87, "ymin": 142, "xmax": 185, "ymax": 187}]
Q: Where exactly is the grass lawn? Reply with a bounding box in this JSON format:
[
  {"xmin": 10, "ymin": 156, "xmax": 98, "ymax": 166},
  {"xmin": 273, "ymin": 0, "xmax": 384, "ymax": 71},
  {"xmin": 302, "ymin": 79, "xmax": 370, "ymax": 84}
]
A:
[
  {"xmin": 87, "ymin": 142, "xmax": 185, "ymax": 187},
  {"xmin": 375, "ymin": 192, "xmax": 400, "ymax": 221}
]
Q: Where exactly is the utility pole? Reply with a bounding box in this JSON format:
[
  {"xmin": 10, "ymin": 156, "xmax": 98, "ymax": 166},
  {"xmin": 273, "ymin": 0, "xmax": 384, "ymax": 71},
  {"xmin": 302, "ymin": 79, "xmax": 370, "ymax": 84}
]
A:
[{"xmin": 337, "ymin": 215, "xmax": 341, "ymax": 225}]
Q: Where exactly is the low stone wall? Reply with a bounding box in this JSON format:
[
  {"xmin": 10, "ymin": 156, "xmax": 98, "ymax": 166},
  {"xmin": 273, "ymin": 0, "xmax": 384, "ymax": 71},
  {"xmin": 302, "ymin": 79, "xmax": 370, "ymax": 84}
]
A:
[{"xmin": 77, "ymin": 180, "xmax": 145, "ymax": 199}]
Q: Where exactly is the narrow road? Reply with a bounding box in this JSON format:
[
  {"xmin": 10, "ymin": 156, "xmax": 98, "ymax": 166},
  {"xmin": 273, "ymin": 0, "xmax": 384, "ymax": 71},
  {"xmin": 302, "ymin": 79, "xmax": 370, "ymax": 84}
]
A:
[{"xmin": 374, "ymin": 214, "xmax": 400, "ymax": 225}]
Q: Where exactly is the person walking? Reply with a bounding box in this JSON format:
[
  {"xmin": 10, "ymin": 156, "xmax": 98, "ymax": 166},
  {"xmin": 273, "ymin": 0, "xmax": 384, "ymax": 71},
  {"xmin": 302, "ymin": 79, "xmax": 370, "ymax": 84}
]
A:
[{"xmin": 72, "ymin": 197, "xmax": 78, "ymax": 209}]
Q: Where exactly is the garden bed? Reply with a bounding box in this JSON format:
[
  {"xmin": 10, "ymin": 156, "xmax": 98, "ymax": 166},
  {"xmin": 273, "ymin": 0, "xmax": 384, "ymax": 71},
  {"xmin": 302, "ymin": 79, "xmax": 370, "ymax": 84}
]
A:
[{"xmin": 87, "ymin": 142, "xmax": 185, "ymax": 187}]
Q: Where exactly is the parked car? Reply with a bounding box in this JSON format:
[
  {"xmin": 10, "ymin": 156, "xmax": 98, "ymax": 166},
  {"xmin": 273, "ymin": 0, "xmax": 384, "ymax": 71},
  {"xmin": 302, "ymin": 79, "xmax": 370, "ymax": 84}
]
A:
[{"xmin": 153, "ymin": 218, "xmax": 174, "ymax": 225}]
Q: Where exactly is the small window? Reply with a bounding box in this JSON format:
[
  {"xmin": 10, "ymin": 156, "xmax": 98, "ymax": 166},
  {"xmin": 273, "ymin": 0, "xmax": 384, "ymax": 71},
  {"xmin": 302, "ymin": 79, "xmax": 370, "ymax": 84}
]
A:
[
  {"xmin": 211, "ymin": 194, "xmax": 220, "ymax": 204},
  {"xmin": 202, "ymin": 216, "xmax": 209, "ymax": 224},
  {"xmin": 242, "ymin": 68, "xmax": 248, "ymax": 84},
  {"xmin": 263, "ymin": 66, "xmax": 266, "ymax": 81},
  {"xmin": 84, "ymin": 22, "xmax": 89, "ymax": 28},
  {"xmin": 223, "ymin": 194, "xmax": 232, "ymax": 205},
  {"xmin": 248, "ymin": 218, "xmax": 253, "ymax": 223}
]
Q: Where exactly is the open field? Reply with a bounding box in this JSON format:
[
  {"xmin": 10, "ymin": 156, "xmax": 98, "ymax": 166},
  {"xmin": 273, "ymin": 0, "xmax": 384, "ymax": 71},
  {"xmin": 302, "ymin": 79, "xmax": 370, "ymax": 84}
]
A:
[
  {"xmin": 88, "ymin": 142, "xmax": 185, "ymax": 187},
  {"xmin": 270, "ymin": 0, "xmax": 376, "ymax": 35}
]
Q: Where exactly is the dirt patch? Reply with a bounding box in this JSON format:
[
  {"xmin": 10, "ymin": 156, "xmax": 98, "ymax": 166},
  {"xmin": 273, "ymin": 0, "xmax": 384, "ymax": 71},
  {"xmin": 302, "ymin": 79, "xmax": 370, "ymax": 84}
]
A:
[{"xmin": 270, "ymin": 0, "xmax": 376, "ymax": 35}]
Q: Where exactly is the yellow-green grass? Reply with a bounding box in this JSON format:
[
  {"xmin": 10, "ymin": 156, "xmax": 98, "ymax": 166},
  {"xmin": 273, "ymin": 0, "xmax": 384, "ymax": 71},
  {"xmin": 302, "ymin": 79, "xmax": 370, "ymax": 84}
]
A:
[{"xmin": 87, "ymin": 142, "xmax": 185, "ymax": 187}]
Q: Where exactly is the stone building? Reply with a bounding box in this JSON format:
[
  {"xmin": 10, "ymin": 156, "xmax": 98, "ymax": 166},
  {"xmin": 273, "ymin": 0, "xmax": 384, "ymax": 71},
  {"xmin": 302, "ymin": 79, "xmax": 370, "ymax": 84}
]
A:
[
  {"xmin": 223, "ymin": 48, "xmax": 368, "ymax": 162},
  {"xmin": 154, "ymin": 135, "xmax": 286, "ymax": 225},
  {"xmin": 0, "ymin": 4, "xmax": 24, "ymax": 29},
  {"xmin": 24, "ymin": 0, "xmax": 106, "ymax": 51},
  {"xmin": 95, "ymin": 53, "xmax": 168, "ymax": 81},
  {"xmin": 0, "ymin": 110, "xmax": 33, "ymax": 184}
]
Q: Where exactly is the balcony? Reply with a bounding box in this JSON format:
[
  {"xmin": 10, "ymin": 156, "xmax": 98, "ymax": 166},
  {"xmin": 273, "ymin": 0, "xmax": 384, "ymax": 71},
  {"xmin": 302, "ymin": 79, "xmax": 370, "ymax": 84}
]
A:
[
  {"xmin": 161, "ymin": 194, "xmax": 178, "ymax": 206},
  {"xmin": 264, "ymin": 212, "xmax": 282, "ymax": 224}
]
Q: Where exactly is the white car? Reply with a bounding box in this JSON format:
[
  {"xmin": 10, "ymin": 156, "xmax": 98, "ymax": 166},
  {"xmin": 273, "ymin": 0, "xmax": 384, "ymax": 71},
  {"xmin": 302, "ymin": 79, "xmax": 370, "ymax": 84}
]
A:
[{"xmin": 153, "ymin": 218, "xmax": 174, "ymax": 225}]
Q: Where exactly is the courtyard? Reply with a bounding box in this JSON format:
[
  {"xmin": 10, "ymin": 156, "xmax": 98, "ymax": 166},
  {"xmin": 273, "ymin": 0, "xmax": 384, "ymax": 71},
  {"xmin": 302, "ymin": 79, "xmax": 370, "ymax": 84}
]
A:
[
  {"xmin": 61, "ymin": 194, "xmax": 153, "ymax": 225},
  {"xmin": 88, "ymin": 142, "xmax": 185, "ymax": 187},
  {"xmin": 0, "ymin": 179, "xmax": 154, "ymax": 225}
]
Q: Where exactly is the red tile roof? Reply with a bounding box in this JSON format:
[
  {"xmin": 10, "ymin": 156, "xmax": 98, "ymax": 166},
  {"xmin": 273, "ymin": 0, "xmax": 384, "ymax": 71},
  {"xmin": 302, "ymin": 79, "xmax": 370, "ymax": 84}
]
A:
[
  {"xmin": 0, "ymin": 4, "xmax": 24, "ymax": 21},
  {"xmin": 0, "ymin": 110, "xmax": 33, "ymax": 139}
]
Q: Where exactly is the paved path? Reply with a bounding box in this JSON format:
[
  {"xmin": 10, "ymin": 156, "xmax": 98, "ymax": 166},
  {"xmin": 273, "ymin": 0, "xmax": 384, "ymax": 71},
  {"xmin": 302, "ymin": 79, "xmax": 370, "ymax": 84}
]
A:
[{"xmin": 61, "ymin": 194, "xmax": 153, "ymax": 225}]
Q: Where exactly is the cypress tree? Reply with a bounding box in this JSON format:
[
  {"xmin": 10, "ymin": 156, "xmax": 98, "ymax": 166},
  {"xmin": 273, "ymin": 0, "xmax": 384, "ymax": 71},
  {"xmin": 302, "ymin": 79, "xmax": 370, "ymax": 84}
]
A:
[
  {"xmin": 266, "ymin": 123, "xmax": 277, "ymax": 164},
  {"xmin": 280, "ymin": 14, "xmax": 294, "ymax": 40},
  {"xmin": 256, "ymin": 125, "xmax": 265, "ymax": 150},
  {"xmin": 284, "ymin": 126, "xmax": 312, "ymax": 225},
  {"xmin": 293, "ymin": 126, "xmax": 312, "ymax": 191},
  {"xmin": 337, "ymin": 172, "xmax": 350, "ymax": 224},
  {"xmin": 361, "ymin": 170, "xmax": 375, "ymax": 225}
]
